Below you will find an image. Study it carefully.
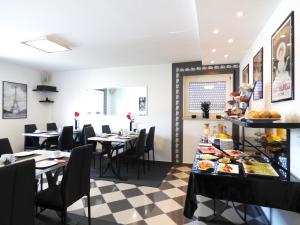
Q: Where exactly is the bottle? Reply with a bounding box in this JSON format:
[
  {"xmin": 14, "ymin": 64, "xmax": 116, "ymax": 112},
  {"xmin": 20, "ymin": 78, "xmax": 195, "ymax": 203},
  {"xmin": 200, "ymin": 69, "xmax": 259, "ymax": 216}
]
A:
[{"xmin": 203, "ymin": 123, "xmax": 210, "ymax": 143}]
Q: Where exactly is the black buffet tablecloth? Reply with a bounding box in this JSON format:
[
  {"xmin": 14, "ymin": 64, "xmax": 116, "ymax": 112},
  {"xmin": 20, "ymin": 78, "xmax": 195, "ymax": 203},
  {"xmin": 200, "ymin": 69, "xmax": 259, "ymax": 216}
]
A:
[{"xmin": 184, "ymin": 151, "xmax": 300, "ymax": 219}]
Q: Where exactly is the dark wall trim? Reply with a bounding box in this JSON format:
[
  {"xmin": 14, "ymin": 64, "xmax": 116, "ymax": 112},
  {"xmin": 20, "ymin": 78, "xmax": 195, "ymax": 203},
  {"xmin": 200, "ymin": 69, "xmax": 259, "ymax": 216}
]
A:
[{"xmin": 171, "ymin": 62, "xmax": 240, "ymax": 163}]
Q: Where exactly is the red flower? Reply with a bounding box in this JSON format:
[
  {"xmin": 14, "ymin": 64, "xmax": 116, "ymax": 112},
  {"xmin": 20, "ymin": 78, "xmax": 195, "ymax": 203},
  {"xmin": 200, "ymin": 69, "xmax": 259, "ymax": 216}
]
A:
[
  {"xmin": 126, "ymin": 112, "xmax": 132, "ymax": 120},
  {"xmin": 74, "ymin": 112, "xmax": 80, "ymax": 117}
]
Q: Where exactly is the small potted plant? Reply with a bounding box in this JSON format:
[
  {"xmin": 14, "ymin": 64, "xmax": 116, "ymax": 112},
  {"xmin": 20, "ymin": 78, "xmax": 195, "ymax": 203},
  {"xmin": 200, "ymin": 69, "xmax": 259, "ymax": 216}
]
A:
[{"xmin": 201, "ymin": 101, "xmax": 211, "ymax": 119}]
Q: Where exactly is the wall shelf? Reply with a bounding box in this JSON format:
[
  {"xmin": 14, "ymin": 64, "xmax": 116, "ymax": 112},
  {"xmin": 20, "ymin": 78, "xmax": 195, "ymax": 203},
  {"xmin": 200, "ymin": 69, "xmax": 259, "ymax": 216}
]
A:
[
  {"xmin": 39, "ymin": 99, "xmax": 54, "ymax": 103},
  {"xmin": 33, "ymin": 89, "xmax": 58, "ymax": 92},
  {"xmin": 32, "ymin": 85, "xmax": 58, "ymax": 92},
  {"xmin": 33, "ymin": 85, "xmax": 58, "ymax": 103}
]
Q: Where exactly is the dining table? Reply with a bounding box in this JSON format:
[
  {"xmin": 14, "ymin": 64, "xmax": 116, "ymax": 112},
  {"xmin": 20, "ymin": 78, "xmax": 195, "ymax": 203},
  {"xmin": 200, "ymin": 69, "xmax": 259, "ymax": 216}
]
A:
[
  {"xmin": 23, "ymin": 130, "xmax": 81, "ymax": 149},
  {"xmin": 23, "ymin": 130, "xmax": 81, "ymax": 138},
  {"xmin": 88, "ymin": 133, "xmax": 138, "ymax": 180},
  {"xmin": 3, "ymin": 150, "xmax": 70, "ymax": 189}
]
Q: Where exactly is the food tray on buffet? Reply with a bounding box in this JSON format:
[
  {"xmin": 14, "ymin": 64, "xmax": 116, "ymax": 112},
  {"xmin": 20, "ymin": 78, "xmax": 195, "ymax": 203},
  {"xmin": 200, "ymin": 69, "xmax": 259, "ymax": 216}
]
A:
[
  {"xmin": 217, "ymin": 163, "xmax": 239, "ymax": 174},
  {"xmin": 242, "ymin": 161, "xmax": 279, "ymax": 177},
  {"xmin": 196, "ymin": 160, "xmax": 215, "ymax": 171},
  {"xmin": 197, "ymin": 146, "xmax": 224, "ymax": 156},
  {"xmin": 197, "ymin": 154, "xmax": 219, "ymax": 160},
  {"xmin": 224, "ymin": 150, "xmax": 249, "ymax": 158}
]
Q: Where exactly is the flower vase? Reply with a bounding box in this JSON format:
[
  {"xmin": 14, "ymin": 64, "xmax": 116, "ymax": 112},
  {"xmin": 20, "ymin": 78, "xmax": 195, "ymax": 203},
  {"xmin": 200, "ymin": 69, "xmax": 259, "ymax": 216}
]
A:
[
  {"xmin": 75, "ymin": 119, "xmax": 79, "ymax": 130},
  {"xmin": 202, "ymin": 111, "xmax": 210, "ymax": 119},
  {"xmin": 129, "ymin": 120, "xmax": 133, "ymax": 131}
]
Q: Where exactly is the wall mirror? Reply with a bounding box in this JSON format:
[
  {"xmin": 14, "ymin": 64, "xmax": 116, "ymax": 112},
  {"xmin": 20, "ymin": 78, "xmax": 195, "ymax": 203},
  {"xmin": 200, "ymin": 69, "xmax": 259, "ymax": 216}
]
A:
[{"xmin": 87, "ymin": 86, "xmax": 148, "ymax": 116}]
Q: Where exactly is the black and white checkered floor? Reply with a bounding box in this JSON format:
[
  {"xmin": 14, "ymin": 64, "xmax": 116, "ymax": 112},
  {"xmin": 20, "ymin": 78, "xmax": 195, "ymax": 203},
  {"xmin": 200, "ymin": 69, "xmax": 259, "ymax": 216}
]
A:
[{"xmin": 43, "ymin": 165, "xmax": 268, "ymax": 225}]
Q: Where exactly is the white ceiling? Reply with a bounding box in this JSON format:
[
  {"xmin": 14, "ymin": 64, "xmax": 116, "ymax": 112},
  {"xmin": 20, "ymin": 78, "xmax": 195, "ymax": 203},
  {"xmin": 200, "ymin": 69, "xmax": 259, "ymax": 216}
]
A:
[
  {"xmin": 0, "ymin": 0, "xmax": 281, "ymax": 72},
  {"xmin": 196, "ymin": 0, "xmax": 281, "ymax": 65}
]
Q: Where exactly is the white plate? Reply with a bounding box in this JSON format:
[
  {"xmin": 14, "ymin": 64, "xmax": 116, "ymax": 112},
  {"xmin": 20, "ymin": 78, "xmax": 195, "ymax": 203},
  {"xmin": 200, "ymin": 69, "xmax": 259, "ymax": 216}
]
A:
[
  {"xmin": 33, "ymin": 130, "xmax": 46, "ymax": 134},
  {"xmin": 118, "ymin": 136, "xmax": 131, "ymax": 139},
  {"xmin": 47, "ymin": 132, "xmax": 59, "ymax": 135},
  {"xmin": 217, "ymin": 163, "xmax": 239, "ymax": 174},
  {"xmin": 36, "ymin": 160, "xmax": 58, "ymax": 168},
  {"xmin": 48, "ymin": 154, "xmax": 65, "ymax": 159},
  {"xmin": 198, "ymin": 154, "xmax": 219, "ymax": 160},
  {"xmin": 196, "ymin": 160, "xmax": 215, "ymax": 170},
  {"xmin": 14, "ymin": 151, "xmax": 34, "ymax": 157}
]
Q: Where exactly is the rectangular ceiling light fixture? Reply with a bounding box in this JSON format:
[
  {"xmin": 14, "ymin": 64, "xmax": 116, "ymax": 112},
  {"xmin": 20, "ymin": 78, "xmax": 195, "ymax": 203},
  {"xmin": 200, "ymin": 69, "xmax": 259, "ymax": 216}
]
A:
[{"xmin": 22, "ymin": 36, "xmax": 71, "ymax": 53}]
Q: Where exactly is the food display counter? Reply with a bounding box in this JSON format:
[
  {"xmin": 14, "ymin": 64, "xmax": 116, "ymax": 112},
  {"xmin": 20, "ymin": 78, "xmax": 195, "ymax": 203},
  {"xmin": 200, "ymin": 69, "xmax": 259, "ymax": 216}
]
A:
[{"xmin": 184, "ymin": 118, "xmax": 300, "ymax": 224}]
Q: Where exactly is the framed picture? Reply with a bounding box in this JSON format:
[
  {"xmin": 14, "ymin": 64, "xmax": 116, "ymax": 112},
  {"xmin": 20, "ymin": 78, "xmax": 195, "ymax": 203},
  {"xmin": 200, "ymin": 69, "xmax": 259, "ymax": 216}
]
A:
[
  {"xmin": 253, "ymin": 48, "xmax": 263, "ymax": 100},
  {"xmin": 271, "ymin": 11, "xmax": 294, "ymax": 103},
  {"xmin": 2, "ymin": 81, "xmax": 27, "ymax": 119},
  {"xmin": 242, "ymin": 64, "xmax": 249, "ymax": 83},
  {"xmin": 139, "ymin": 97, "xmax": 146, "ymax": 111}
]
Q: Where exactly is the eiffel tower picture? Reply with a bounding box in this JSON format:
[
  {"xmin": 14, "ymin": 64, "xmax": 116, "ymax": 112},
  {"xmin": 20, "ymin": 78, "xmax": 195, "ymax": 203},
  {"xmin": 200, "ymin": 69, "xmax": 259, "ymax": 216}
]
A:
[
  {"xmin": 10, "ymin": 86, "xmax": 21, "ymax": 114},
  {"xmin": 2, "ymin": 81, "xmax": 27, "ymax": 119}
]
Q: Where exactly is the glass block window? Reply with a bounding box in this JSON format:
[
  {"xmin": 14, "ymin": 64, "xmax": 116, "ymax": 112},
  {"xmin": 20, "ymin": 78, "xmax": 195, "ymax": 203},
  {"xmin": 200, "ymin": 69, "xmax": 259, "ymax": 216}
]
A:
[{"xmin": 188, "ymin": 81, "xmax": 227, "ymax": 113}]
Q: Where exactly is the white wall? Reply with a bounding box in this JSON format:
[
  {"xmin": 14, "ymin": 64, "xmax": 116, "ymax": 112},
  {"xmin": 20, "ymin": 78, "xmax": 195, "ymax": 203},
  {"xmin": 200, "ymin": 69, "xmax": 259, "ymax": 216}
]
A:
[
  {"xmin": 0, "ymin": 61, "xmax": 50, "ymax": 152},
  {"xmin": 50, "ymin": 64, "xmax": 172, "ymax": 162},
  {"xmin": 240, "ymin": 0, "xmax": 300, "ymax": 223}
]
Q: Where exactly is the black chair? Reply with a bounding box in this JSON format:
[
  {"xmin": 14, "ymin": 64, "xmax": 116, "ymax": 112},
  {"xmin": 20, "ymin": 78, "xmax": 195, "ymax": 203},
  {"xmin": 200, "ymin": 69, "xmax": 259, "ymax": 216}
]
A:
[
  {"xmin": 0, "ymin": 160, "xmax": 35, "ymax": 225},
  {"xmin": 80, "ymin": 124, "xmax": 92, "ymax": 145},
  {"xmin": 84, "ymin": 126, "xmax": 108, "ymax": 175},
  {"xmin": 24, "ymin": 124, "xmax": 40, "ymax": 150},
  {"xmin": 119, "ymin": 129, "xmax": 146, "ymax": 179},
  {"xmin": 43, "ymin": 123, "xmax": 59, "ymax": 149},
  {"xmin": 58, "ymin": 126, "xmax": 73, "ymax": 151},
  {"xmin": 102, "ymin": 125, "xmax": 124, "ymax": 150},
  {"xmin": 0, "ymin": 138, "xmax": 13, "ymax": 155},
  {"xmin": 73, "ymin": 124, "xmax": 92, "ymax": 147},
  {"xmin": 145, "ymin": 126, "xmax": 155, "ymax": 166},
  {"xmin": 47, "ymin": 123, "xmax": 58, "ymax": 131},
  {"xmin": 36, "ymin": 144, "xmax": 93, "ymax": 225},
  {"xmin": 102, "ymin": 125, "xmax": 112, "ymax": 134}
]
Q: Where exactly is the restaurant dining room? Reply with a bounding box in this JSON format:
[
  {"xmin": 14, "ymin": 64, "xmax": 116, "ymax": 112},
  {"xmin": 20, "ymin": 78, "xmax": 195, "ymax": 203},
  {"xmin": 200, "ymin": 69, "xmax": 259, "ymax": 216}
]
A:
[{"xmin": 0, "ymin": 0, "xmax": 300, "ymax": 225}]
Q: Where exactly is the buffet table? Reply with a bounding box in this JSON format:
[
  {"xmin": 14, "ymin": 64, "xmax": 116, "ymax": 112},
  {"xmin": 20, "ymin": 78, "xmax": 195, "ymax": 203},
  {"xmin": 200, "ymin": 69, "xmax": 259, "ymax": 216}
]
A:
[
  {"xmin": 184, "ymin": 149, "xmax": 300, "ymax": 220},
  {"xmin": 184, "ymin": 117, "xmax": 300, "ymax": 223}
]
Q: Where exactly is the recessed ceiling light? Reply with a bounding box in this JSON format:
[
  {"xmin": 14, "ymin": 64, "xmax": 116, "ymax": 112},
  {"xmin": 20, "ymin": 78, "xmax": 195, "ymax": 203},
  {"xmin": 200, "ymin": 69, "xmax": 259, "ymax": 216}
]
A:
[
  {"xmin": 213, "ymin": 29, "xmax": 219, "ymax": 34},
  {"xmin": 22, "ymin": 36, "xmax": 71, "ymax": 53},
  {"xmin": 228, "ymin": 39, "xmax": 233, "ymax": 43},
  {"xmin": 224, "ymin": 54, "xmax": 229, "ymax": 58},
  {"xmin": 287, "ymin": 43, "xmax": 291, "ymax": 46},
  {"xmin": 210, "ymin": 61, "xmax": 215, "ymax": 64},
  {"xmin": 236, "ymin": 11, "xmax": 244, "ymax": 17},
  {"xmin": 211, "ymin": 48, "xmax": 217, "ymax": 53}
]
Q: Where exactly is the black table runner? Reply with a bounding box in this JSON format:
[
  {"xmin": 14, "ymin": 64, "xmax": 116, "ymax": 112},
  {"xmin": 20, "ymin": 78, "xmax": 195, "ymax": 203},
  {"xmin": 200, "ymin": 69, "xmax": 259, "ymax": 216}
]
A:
[{"xmin": 184, "ymin": 167, "xmax": 300, "ymax": 219}]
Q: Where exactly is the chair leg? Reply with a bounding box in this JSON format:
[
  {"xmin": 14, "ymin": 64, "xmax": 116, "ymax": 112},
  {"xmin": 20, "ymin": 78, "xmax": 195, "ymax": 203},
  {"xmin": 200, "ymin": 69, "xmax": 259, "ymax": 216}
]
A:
[
  {"xmin": 137, "ymin": 159, "xmax": 140, "ymax": 180},
  {"xmin": 143, "ymin": 155, "xmax": 146, "ymax": 175},
  {"xmin": 99, "ymin": 155, "xmax": 102, "ymax": 176},
  {"xmin": 116, "ymin": 149, "xmax": 119, "ymax": 168},
  {"xmin": 152, "ymin": 150, "xmax": 155, "ymax": 165},
  {"xmin": 118, "ymin": 156, "xmax": 121, "ymax": 177},
  {"xmin": 87, "ymin": 194, "xmax": 91, "ymax": 225},
  {"xmin": 148, "ymin": 151, "xmax": 150, "ymax": 170},
  {"xmin": 40, "ymin": 174, "xmax": 43, "ymax": 191},
  {"xmin": 61, "ymin": 210, "xmax": 63, "ymax": 224},
  {"xmin": 61, "ymin": 208, "xmax": 66, "ymax": 225}
]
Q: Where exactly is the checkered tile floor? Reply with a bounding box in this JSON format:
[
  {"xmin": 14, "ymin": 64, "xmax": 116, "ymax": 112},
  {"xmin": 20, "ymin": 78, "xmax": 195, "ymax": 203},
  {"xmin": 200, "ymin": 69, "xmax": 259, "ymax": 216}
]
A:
[{"xmin": 41, "ymin": 165, "xmax": 268, "ymax": 225}]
